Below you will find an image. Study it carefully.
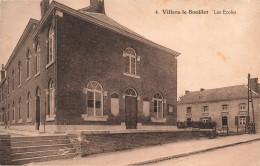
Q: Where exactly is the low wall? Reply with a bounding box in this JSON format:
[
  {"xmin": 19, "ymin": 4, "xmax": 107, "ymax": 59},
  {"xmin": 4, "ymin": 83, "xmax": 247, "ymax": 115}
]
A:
[
  {"xmin": 0, "ymin": 134, "xmax": 11, "ymax": 165},
  {"xmin": 68, "ymin": 130, "xmax": 215, "ymax": 156}
]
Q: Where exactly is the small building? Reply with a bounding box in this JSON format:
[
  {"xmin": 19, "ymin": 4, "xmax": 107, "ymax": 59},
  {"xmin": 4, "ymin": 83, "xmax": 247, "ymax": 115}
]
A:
[
  {"xmin": 177, "ymin": 78, "xmax": 260, "ymax": 133},
  {"xmin": 0, "ymin": 0, "xmax": 180, "ymax": 133}
]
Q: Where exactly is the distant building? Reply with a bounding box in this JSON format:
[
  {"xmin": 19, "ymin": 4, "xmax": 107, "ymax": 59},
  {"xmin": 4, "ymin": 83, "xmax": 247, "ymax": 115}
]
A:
[
  {"xmin": 0, "ymin": 0, "xmax": 180, "ymax": 133},
  {"xmin": 177, "ymin": 78, "xmax": 260, "ymax": 133}
]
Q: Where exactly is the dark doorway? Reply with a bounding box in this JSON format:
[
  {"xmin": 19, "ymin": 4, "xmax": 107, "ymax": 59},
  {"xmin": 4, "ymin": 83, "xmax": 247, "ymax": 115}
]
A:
[
  {"xmin": 36, "ymin": 88, "xmax": 40, "ymax": 130},
  {"xmin": 125, "ymin": 96, "xmax": 137, "ymax": 129},
  {"xmin": 222, "ymin": 116, "xmax": 228, "ymax": 126},
  {"xmin": 187, "ymin": 118, "xmax": 192, "ymax": 127}
]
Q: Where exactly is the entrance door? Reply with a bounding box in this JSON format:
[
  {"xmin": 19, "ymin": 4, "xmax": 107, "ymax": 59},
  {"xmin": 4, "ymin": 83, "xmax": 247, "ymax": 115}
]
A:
[
  {"xmin": 125, "ymin": 96, "xmax": 137, "ymax": 129},
  {"xmin": 36, "ymin": 96, "xmax": 40, "ymax": 130},
  {"xmin": 187, "ymin": 118, "xmax": 192, "ymax": 127}
]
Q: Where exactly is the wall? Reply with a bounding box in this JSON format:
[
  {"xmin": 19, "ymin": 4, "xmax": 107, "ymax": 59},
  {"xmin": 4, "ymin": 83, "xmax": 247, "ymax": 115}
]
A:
[
  {"xmin": 55, "ymin": 11, "xmax": 177, "ymax": 127},
  {"xmin": 3, "ymin": 16, "xmax": 57, "ymax": 131},
  {"xmin": 177, "ymin": 98, "xmax": 260, "ymax": 133},
  {"xmin": 0, "ymin": 134, "xmax": 11, "ymax": 165}
]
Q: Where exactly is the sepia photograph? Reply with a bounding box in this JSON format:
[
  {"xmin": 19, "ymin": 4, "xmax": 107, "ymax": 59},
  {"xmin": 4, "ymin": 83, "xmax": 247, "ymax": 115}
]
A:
[{"xmin": 0, "ymin": 0, "xmax": 259, "ymax": 165}]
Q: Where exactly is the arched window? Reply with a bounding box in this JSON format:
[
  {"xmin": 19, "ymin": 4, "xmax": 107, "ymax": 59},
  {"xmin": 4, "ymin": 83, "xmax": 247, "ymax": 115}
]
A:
[
  {"xmin": 12, "ymin": 101, "xmax": 15, "ymax": 122},
  {"xmin": 48, "ymin": 79, "xmax": 55, "ymax": 117},
  {"xmin": 18, "ymin": 97, "xmax": 22, "ymax": 120},
  {"xmin": 86, "ymin": 81, "xmax": 103, "ymax": 117},
  {"xmin": 153, "ymin": 93, "xmax": 164, "ymax": 119},
  {"xmin": 26, "ymin": 50, "xmax": 31, "ymax": 79},
  {"xmin": 125, "ymin": 88, "xmax": 137, "ymax": 97},
  {"xmin": 124, "ymin": 47, "xmax": 137, "ymax": 75},
  {"xmin": 27, "ymin": 92, "xmax": 31, "ymax": 119},
  {"xmin": 18, "ymin": 61, "xmax": 21, "ymax": 86},
  {"xmin": 12, "ymin": 70, "xmax": 14, "ymax": 91},
  {"xmin": 36, "ymin": 43, "xmax": 40, "ymax": 74},
  {"xmin": 48, "ymin": 27, "xmax": 54, "ymax": 64}
]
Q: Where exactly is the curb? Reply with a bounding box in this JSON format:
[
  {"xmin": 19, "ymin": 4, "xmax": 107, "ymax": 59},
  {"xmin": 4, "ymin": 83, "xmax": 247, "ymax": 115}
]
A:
[{"xmin": 129, "ymin": 138, "xmax": 260, "ymax": 165}]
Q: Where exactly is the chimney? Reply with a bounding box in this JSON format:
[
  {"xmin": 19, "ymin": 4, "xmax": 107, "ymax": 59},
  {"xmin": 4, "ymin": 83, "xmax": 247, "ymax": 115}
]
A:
[
  {"xmin": 1, "ymin": 64, "xmax": 5, "ymax": 81},
  {"xmin": 185, "ymin": 90, "xmax": 189, "ymax": 95},
  {"xmin": 88, "ymin": 0, "xmax": 105, "ymax": 14},
  {"xmin": 200, "ymin": 88, "xmax": 205, "ymax": 92},
  {"xmin": 250, "ymin": 78, "xmax": 259, "ymax": 94},
  {"xmin": 40, "ymin": 0, "xmax": 50, "ymax": 18}
]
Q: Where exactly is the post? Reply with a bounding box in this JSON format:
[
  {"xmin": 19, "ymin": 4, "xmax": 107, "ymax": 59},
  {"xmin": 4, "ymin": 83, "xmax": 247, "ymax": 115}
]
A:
[{"xmin": 247, "ymin": 73, "xmax": 250, "ymax": 133}]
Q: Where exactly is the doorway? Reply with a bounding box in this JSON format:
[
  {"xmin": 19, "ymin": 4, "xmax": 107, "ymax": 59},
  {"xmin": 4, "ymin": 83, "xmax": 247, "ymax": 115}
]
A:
[{"xmin": 125, "ymin": 88, "xmax": 138, "ymax": 129}]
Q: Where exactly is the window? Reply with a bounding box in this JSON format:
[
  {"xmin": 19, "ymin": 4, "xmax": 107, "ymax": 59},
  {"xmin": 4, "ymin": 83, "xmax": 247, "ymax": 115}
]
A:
[
  {"xmin": 222, "ymin": 104, "xmax": 228, "ymax": 111},
  {"xmin": 48, "ymin": 79, "xmax": 55, "ymax": 117},
  {"xmin": 239, "ymin": 103, "xmax": 246, "ymax": 111},
  {"xmin": 12, "ymin": 70, "xmax": 14, "ymax": 91},
  {"xmin": 12, "ymin": 101, "xmax": 15, "ymax": 121},
  {"xmin": 36, "ymin": 43, "xmax": 40, "ymax": 74},
  {"xmin": 187, "ymin": 107, "xmax": 191, "ymax": 114},
  {"xmin": 18, "ymin": 61, "xmax": 21, "ymax": 86},
  {"xmin": 27, "ymin": 92, "xmax": 31, "ymax": 119},
  {"xmin": 124, "ymin": 48, "xmax": 137, "ymax": 75},
  {"xmin": 203, "ymin": 106, "xmax": 208, "ymax": 112},
  {"xmin": 7, "ymin": 77, "xmax": 9, "ymax": 95},
  {"xmin": 48, "ymin": 27, "xmax": 54, "ymax": 64},
  {"xmin": 203, "ymin": 119, "xmax": 208, "ymax": 123},
  {"xmin": 111, "ymin": 93, "xmax": 119, "ymax": 116},
  {"xmin": 18, "ymin": 97, "xmax": 22, "ymax": 120},
  {"xmin": 26, "ymin": 50, "xmax": 31, "ymax": 79},
  {"xmin": 86, "ymin": 81, "xmax": 103, "ymax": 117},
  {"xmin": 153, "ymin": 93, "xmax": 164, "ymax": 119},
  {"xmin": 239, "ymin": 116, "xmax": 246, "ymax": 125}
]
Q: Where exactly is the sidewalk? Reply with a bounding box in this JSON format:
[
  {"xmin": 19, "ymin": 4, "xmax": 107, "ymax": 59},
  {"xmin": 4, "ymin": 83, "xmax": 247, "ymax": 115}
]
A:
[
  {"xmin": 0, "ymin": 128, "xmax": 63, "ymax": 137},
  {"xmin": 28, "ymin": 134, "xmax": 260, "ymax": 166}
]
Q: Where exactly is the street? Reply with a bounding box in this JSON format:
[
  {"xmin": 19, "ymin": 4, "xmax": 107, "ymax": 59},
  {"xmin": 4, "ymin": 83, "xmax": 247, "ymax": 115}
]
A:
[{"xmin": 152, "ymin": 140, "xmax": 260, "ymax": 166}]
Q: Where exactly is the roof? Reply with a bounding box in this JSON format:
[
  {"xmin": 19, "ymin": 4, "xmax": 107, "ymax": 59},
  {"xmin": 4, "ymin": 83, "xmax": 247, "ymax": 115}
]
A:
[
  {"xmin": 78, "ymin": 10, "xmax": 144, "ymax": 39},
  {"xmin": 5, "ymin": 19, "xmax": 39, "ymax": 69},
  {"xmin": 178, "ymin": 85, "xmax": 260, "ymax": 105},
  {"xmin": 33, "ymin": 1, "xmax": 180, "ymax": 56}
]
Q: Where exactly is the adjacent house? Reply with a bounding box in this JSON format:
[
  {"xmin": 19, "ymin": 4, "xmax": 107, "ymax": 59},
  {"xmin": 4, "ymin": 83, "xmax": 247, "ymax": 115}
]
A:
[
  {"xmin": 0, "ymin": 0, "xmax": 180, "ymax": 133},
  {"xmin": 177, "ymin": 78, "xmax": 260, "ymax": 133}
]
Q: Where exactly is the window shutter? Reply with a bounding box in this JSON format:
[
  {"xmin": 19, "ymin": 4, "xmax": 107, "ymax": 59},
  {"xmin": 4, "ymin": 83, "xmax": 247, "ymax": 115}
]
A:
[{"xmin": 235, "ymin": 116, "xmax": 238, "ymax": 126}]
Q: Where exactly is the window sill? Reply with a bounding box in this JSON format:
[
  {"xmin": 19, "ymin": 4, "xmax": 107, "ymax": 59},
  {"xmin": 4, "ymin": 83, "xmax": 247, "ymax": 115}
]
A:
[
  {"xmin": 35, "ymin": 72, "xmax": 40, "ymax": 78},
  {"xmin": 26, "ymin": 118, "xmax": 32, "ymax": 123},
  {"xmin": 151, "ymin": 117, "xmax": 166, "ymax": 123},
  {"xmin": 18, "ymin": 84, "xmax": 21, "ymax": 89},
  {"xmin": 46, "ymin": 61, "xmax": 54, "ymax": 69},
  {"xmin": 26, "ymin": 77, "xmax": 31, "ymax": 82},
  {"xmin": 123, "ymin": 73, "xmax": 140, "ymax": 79},
  {"xmin": 18, "ymin": 119, "xmax": 22, "ymax": 123},
  {"xmin": 81, "ymin": 114, "xmax": 108, "ymax": 121},
  {"xmin": 46, "ymin": 115, "xmax": 55, "ymax": 121}
]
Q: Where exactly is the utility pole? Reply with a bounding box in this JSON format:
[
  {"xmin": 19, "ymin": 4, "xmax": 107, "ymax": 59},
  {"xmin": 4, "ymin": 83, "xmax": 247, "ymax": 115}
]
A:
[{"xmin": 247, "ymin": 73, "xmax": 256, "ymax": 134}]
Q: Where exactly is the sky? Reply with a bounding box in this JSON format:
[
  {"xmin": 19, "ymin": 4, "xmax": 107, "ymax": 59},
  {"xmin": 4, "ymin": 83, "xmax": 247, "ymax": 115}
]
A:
[{"xmin": 0, "ymin": 0, "xmax": 260, "ymax": 98}]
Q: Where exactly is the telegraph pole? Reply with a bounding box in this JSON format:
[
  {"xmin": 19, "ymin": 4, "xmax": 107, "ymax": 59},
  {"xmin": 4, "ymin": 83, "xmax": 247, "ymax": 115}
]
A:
[{"xmin": 247, "ymin": 74, "xmax": 250, "ymax": 132}]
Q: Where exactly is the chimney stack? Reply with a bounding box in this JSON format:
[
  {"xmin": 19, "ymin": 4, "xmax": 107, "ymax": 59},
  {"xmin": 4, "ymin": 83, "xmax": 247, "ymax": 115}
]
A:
[
  {"xmin": 81, "ymin": 0, "xmax": 105, "ymax": 14},
  {"xmin": 40, "ymin": 0, "xmax": 50, "ymax": 18},
  {"xmin": 1, "ymin": 64, "xmax": 5, "ymax": 82},
  {"xmin": 185, "ymin": 90, "xmax": 189, "ymax": 95},
  {"xmin": 249, "ymin": 78, "xmax": 259, "ymax": 94},
  {"xmin": 200, "ymin": 88, "xmax": 205, "ymax": 92}
]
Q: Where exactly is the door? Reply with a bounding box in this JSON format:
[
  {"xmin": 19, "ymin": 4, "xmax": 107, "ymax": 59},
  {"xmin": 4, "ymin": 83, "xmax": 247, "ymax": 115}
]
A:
[
  {"xmin": 125, "ymin": 96, "xmax": 137, "ymax": 129},
  {"xmin": 36, "ymin": 96, "xmax": 40, "ymax": 130},
  {"xmin": 187, "ymin": 118, "xmax": 192, "ymax": 127}
]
